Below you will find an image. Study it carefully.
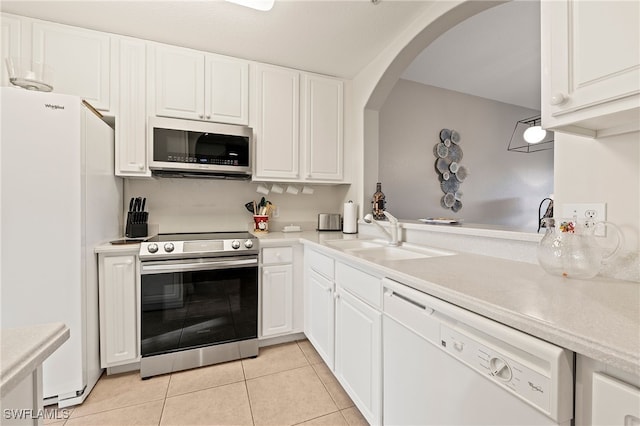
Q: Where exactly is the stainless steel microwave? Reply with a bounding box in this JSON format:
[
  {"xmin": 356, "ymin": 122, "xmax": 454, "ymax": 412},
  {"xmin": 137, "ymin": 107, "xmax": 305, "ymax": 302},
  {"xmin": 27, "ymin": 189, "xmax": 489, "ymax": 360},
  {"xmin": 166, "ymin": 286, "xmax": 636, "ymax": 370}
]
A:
[{"xmin": 149, "ymin": 117, "xmax": 252, "ymax": 179}]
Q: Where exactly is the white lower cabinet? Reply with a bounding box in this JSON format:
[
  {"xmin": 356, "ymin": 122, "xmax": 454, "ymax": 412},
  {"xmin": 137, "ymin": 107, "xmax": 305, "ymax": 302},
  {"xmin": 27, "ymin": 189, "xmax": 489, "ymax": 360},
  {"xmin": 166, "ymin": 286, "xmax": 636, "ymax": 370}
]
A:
[
  {"xmin": 262, "ymin": 264, "xmax": 293, "ymax": 336},
  {"xmin": 260, "ymin": 244, "xmax": 303, "ymax": 339},
  {"xmin": 335, "ymin": 287, "xmax": 382, "ymax": 425},
  {"xmin": 304, "ymin": 247, "xmax": 382, "ymax": 425},
  {"xmin": 304, "ymin": 249, "xmax": 336, "ymax": 369},
  {"xmin": 305, "ymin": 267, "xmax": 335, "ymax": 369},
  {"xmin": 98, "ymin": 253, "xmax": 139, "ymax": 368}
]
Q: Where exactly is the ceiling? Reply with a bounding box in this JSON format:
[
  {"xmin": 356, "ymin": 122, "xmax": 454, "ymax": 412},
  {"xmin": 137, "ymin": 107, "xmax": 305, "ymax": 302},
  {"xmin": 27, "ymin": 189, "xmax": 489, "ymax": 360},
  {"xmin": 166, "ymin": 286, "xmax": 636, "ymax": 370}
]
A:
[
  {"xmin": 402, "ymin": 0, "xmax": 541, "ymax": 110},
  {"xmin": 1, "ymin": 0, "xmax": 433, "ymax": 79},
  {"xmin": 1, "ymin": 0, "xmax": 540, "ymax": 110}
]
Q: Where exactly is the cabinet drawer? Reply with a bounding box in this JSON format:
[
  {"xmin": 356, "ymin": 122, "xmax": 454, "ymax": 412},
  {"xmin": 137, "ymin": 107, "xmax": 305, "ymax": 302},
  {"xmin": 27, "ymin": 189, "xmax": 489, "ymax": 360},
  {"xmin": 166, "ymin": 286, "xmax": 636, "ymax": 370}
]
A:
[
  {"xmin": 262, "ymin": 247, "xmax": 293, "ymax": 264},
  {"xmin": 306, "ymin": 249, "xmax": 334, "ymax": 279},
  {"xmin": 336, "ymin": 262, "xmax": 381, "ymax": 309}
]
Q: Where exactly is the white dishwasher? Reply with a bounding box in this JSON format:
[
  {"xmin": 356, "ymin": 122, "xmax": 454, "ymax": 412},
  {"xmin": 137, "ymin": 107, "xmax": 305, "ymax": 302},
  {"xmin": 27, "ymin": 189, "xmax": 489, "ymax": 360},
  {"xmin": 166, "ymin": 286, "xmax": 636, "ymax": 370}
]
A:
[{"xmin": 382, "ymin": 278, "xmax": 574, "ymax": 426}]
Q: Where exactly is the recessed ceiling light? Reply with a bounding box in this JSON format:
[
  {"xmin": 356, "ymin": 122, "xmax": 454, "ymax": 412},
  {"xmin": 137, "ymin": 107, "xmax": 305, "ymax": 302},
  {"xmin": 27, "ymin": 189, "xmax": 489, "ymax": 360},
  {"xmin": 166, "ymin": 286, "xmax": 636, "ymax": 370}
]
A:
[{"xmin": 225, "ymin": 0, "xmax": 274, "ymax": 11}]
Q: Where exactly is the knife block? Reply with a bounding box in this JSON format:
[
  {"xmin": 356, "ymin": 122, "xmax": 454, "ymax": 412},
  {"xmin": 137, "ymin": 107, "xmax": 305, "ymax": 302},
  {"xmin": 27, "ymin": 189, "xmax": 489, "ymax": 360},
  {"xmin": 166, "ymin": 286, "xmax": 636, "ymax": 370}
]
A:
[{"xmin": 125, "ymin": 212, "xmax": 148, "ymax": 238}]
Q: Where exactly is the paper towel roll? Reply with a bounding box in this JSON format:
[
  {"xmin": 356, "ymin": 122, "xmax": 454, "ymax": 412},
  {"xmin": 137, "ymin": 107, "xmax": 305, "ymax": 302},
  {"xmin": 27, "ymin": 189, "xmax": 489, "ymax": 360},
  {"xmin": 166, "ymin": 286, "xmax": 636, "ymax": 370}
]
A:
[{"xmin": 343, "ymin": 201, "xmax": 358, "ymax": 234}]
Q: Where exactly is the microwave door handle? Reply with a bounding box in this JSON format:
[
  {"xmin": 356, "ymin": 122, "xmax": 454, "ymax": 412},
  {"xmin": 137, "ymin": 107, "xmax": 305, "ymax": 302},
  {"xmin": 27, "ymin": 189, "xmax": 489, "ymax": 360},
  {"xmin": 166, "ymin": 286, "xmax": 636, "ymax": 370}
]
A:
[{"xmin": 141, "ymin": 258, "xmax": 257, "ymax": 275}]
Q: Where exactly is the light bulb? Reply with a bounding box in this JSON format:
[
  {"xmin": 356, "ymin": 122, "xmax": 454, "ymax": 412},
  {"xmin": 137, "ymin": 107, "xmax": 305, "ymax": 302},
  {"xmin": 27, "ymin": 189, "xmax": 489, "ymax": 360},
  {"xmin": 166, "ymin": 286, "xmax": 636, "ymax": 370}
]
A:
[
  {"xmin": 523, "ymin": 126, "xmax": 547, "ymax": 144},
  {"xmin": 225, "ymin": 0, "xmax": 274, "ymax": 11}
]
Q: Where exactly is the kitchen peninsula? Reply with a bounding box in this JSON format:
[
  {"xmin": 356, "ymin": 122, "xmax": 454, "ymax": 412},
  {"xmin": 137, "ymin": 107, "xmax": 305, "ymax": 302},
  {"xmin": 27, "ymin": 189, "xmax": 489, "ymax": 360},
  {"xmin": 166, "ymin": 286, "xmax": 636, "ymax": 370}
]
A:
[{"xmin": 1, "ymin": 323, "xmax": 69, "ymax": 425}]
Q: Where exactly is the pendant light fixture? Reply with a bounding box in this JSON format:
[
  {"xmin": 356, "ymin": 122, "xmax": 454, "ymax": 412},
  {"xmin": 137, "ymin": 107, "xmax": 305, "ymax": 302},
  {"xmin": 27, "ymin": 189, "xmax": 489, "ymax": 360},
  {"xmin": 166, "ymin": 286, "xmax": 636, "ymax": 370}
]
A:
[{"xmin": 508, "ymin": 115, "xmax": 554, "ymax": 153}]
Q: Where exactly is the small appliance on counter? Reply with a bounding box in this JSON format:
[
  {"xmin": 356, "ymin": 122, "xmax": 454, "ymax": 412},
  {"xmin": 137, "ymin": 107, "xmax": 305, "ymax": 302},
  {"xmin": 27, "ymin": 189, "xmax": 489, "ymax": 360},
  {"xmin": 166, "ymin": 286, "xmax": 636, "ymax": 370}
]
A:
[{"xmin": 317, "ymin": 213, "xmax": 342, "ymax": 231}]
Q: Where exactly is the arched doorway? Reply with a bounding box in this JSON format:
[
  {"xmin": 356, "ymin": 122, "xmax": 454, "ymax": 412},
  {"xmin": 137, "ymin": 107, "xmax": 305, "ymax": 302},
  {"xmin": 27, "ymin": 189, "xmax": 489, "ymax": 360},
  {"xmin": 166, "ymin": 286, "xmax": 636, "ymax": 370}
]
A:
[{"xmin": 349, "ymin": 1, "xmax": 511, "ymax": 219}]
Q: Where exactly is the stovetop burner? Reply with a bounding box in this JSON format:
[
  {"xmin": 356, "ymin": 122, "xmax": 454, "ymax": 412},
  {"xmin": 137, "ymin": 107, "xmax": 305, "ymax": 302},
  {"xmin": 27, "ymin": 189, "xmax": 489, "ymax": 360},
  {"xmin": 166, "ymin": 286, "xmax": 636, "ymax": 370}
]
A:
[{"xmin": 140, "ymin": 231, "xmax": 258, "ymax": 260}]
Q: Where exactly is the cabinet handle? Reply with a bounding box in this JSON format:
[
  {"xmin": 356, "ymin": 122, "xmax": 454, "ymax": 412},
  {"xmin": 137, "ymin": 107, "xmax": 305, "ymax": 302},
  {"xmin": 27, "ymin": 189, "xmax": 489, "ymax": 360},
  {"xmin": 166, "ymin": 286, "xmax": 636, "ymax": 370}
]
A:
[
  {"xmin": 137, "ymin": 163, "xmax": 144, "ymax": 170},
  {"xmin": 264, "ymin": 270, "xmax": 270, "ymax": 276},
  {"xmin": 550, "ymin": 93, "xmax": 568, "ymax": 106},
  {"xmin": 126, "ymin": 259, "xmax": 133, "ymax": 265},
  {"xmin": 199, "ymin": 114, "xmax": 204, "ymax": 119},
  {"xmin": 206, "ymin": 115, "xmax": 211, "ymax": 119},
  {"xmin": 334, "ymin": 292, "xmax": 340, "ymax": 300}
]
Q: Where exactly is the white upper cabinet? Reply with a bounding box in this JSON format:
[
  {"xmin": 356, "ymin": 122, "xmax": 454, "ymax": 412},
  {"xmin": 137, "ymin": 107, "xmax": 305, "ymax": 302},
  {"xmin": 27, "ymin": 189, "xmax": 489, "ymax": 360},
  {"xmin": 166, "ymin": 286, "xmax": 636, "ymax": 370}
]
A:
[
  {"xmin": 114, "ymin": 37, "xmax": 149, "ymax": 177},
  {"xmin": 253, "ymin": 63, "xmax": 301, "ymax": 180},
  {"xmin": 206, "ymin": 55, "xmax": 249, "ymax": 125},
  {"xmin": 541, "ymin": 0, "xmax": 640, "ymax": 137},
  {"xmin": 252, "ymin": 64, "xmax": 345, "ymax": 183},
  {"xmin": 153, "ymin": 44, "xmax": 248, "ymax": 125},
  {"xmin": 301, "ymin": 74, "xmax": 344, "ymax": 181},
  {"xmin": 1, "ymin": 15, "xmax": 21, "ymax": 87},
  {"xmin": 32, "ymin": 21, "xmax": 112, "ymax": 111}
]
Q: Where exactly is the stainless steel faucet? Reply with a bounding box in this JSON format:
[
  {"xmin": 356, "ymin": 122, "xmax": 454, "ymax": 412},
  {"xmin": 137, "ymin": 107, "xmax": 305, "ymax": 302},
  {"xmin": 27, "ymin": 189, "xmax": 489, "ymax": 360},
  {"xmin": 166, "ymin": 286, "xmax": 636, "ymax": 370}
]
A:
[{"xmin": 363, "ymin": 212, "xmax": 401, "ymax": 246}]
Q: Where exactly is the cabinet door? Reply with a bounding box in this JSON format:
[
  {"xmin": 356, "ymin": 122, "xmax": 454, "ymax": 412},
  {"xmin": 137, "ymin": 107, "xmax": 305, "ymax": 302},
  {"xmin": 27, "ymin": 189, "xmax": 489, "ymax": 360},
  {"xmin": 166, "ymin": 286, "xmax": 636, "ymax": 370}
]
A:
[
  {"xmin": 262, "ymin": 264, "xmax": 294, "ymax": 337},
  {"xmin": 155, "ymin": 45, "xmax": 205, "ymax": 120},
  {"xmin": 542, "ymin": 0, "xmax": 640, "ymax": 137},
  {"xmin": 99, "ymin": 255, "xmax": 139, "ymax": 367},
  {"xmin": 205, "ymin": 55, "xmax": 249, "ymax": 125},
  {"xmin": 334, "ymin": 288, "xmax": 381, "ymax": 425},
  {"xmin": 301, "ymin": 74, "xmax": 344, "ymax": 181},
  {"xmin": 304, "ymin": 268, "xmax": 335, "ymax": 369},
  {"xmin": 1, "ymin": 15, "xmax": 21, "ymax": 87},
  {"xmin": 32, "ymin": 22, "xmax": 111, "ymax": 111},
  {"xmin": 115, "ymin": 38, "xmax": 149, "ymax": 177},
  {"xmin": 253, "ymin": 64, "xmax": 300, "ymax": 179}
]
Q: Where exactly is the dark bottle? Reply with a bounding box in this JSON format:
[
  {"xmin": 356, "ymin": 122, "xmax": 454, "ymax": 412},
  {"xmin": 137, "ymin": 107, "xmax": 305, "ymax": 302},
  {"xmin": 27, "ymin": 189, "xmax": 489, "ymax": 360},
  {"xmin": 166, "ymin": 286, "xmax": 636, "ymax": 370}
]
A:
[{"xmin": 372, "ymin": 182, "xmax": 386, "ymax": 220}]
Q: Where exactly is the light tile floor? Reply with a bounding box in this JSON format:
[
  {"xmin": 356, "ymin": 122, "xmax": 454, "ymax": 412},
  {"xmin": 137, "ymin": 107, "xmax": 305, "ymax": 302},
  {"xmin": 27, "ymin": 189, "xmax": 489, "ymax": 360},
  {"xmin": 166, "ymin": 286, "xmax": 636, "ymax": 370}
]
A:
[{"xmin": 45, "ymin": 340, "xmax": 369, "ymax": 426}]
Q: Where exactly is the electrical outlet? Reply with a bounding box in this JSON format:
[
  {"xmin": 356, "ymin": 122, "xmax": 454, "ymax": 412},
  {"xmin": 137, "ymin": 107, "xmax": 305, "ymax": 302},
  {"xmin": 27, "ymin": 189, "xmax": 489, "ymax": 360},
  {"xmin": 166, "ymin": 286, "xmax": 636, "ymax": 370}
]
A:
[
  {"xmin": 272, "ymin": 206, "xmax": 280, "ymax": 218},
  {"xmin": 561, "ymin": 203, "xmax": 606, "ymax": 236}
]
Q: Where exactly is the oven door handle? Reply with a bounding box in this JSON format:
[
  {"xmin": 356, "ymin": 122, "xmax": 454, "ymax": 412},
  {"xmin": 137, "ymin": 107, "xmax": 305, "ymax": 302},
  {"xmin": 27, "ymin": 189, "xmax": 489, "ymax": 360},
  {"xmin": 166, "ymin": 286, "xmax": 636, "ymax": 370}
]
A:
[{"xmin": 141, "ymin": 258, "xmax": 257, "ymax": 274}]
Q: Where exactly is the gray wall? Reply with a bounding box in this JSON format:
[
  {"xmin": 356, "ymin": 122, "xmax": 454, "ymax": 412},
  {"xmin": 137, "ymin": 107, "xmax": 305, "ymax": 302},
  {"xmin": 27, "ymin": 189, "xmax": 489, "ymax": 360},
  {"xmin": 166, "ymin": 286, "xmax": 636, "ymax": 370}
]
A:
[{"xmin": 378, "ymin": 79, "xmax": 553, "ymax": 231}]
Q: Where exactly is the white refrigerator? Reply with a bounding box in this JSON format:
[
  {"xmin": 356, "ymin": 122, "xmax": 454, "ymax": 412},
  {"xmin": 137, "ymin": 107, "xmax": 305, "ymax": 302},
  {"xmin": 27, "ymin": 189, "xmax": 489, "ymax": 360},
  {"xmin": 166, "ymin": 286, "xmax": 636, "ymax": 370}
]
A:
[{"xmin": 0, "ymin": 87, "xmax": 123, "ymax": 407}]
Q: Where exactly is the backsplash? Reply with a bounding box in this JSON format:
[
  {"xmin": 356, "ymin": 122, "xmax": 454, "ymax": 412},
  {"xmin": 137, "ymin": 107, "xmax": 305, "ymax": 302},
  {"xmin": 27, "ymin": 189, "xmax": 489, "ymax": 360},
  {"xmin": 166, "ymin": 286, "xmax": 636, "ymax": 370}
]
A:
[{"xmin": 124, "ymin": 178, "xmax": 350, "ymax": 233}]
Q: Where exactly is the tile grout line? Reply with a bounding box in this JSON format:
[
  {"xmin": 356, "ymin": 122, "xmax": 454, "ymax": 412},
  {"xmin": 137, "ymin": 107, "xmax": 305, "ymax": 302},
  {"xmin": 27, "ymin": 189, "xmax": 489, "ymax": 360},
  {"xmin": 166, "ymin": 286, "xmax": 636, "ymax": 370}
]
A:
[
  {"xmin": 240, "ymin": 356, "xmax": 257, "ymax": 426},
  {"xmin": 157, "ymin": 372, "xmax": 173, "ymax": 426}
]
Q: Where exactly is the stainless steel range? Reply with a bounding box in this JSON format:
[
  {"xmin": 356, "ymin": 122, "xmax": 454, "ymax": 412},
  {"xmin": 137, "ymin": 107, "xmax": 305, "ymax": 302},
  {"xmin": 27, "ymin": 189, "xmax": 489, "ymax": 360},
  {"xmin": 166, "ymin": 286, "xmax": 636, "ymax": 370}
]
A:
[{"xmin": 139, "ymin": 232, "xmax": 259, "ymax": 378}]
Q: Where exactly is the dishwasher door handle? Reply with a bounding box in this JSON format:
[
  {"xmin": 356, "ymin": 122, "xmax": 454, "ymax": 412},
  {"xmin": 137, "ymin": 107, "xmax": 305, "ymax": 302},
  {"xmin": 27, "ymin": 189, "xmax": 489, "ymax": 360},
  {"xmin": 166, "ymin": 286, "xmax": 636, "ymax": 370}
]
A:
[{"xmin": 384, "ymin": 289, "xmax": 435, "ymax": 315}]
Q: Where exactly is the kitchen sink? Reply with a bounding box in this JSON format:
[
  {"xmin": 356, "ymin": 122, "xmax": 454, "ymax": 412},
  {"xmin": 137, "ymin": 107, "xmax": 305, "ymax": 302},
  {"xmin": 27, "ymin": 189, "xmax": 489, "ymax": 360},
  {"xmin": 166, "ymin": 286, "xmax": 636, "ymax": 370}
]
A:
[
  {"xmin": 348, "ymin": 244, "xmax": 455, "ymax": 261},
  {"xmin": 324, "ymin": 239, "xmax": 455, "ymax": 261},
  {"xmin": 324, "ymin": 239, "xmax": 387, "ymax": 250}
]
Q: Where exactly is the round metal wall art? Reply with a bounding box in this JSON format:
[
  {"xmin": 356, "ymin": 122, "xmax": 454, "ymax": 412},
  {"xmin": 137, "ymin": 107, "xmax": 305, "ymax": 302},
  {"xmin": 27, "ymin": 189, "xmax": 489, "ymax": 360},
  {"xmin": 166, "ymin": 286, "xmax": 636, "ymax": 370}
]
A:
[{"xmin": 434, "ymin": 128, "xmax": 468, "ymax": 212}]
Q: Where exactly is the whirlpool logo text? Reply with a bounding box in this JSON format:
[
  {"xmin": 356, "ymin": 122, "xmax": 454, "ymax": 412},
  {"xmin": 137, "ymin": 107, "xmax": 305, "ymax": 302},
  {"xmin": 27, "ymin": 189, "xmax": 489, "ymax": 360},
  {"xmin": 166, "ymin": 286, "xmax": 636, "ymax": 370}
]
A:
[{"xmin": 44, "ymin": 103, "xmax": 65, "ymax": 110}]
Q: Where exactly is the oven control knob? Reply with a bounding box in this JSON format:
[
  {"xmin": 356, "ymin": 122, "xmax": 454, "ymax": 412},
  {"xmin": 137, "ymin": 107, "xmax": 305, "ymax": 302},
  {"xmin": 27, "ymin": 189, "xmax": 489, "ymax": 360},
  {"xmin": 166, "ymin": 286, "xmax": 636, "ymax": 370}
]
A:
[
  {"xmin": 164, "ymin": 243, "xmax": 175, "ymax": 253},
  {"xmin": 147, "ymin": 243, "xmax": 158, "ymax": 254},
  {"xmin": 231, "ymin": 240, "xmax": 241, "ymax": 249},
  {"xmin": 244, "ymin": 240, "xmax": 254, "ymax": 249}
]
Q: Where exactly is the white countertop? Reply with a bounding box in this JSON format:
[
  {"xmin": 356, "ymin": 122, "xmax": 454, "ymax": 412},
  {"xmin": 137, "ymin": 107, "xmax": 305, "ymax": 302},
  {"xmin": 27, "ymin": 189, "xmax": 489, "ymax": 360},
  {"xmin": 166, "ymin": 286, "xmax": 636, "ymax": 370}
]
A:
[
  {"xmin": 1, "ymin": 322, "xmax": 69, "ymax": 397},
  {"xmin": 93, "ymin": 230, "xmax": 639, "ymax": 375},
  {"xmin": 263, "ymin": 231, "xmax": 640, "ymax": 376}
]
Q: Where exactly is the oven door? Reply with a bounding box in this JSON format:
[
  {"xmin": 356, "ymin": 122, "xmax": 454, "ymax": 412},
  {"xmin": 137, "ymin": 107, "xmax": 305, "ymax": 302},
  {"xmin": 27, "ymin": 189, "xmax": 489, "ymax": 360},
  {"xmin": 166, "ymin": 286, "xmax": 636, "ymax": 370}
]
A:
[{"xmin": 140, "ymin": 256, "xmax": 258, "ymax": 358}]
